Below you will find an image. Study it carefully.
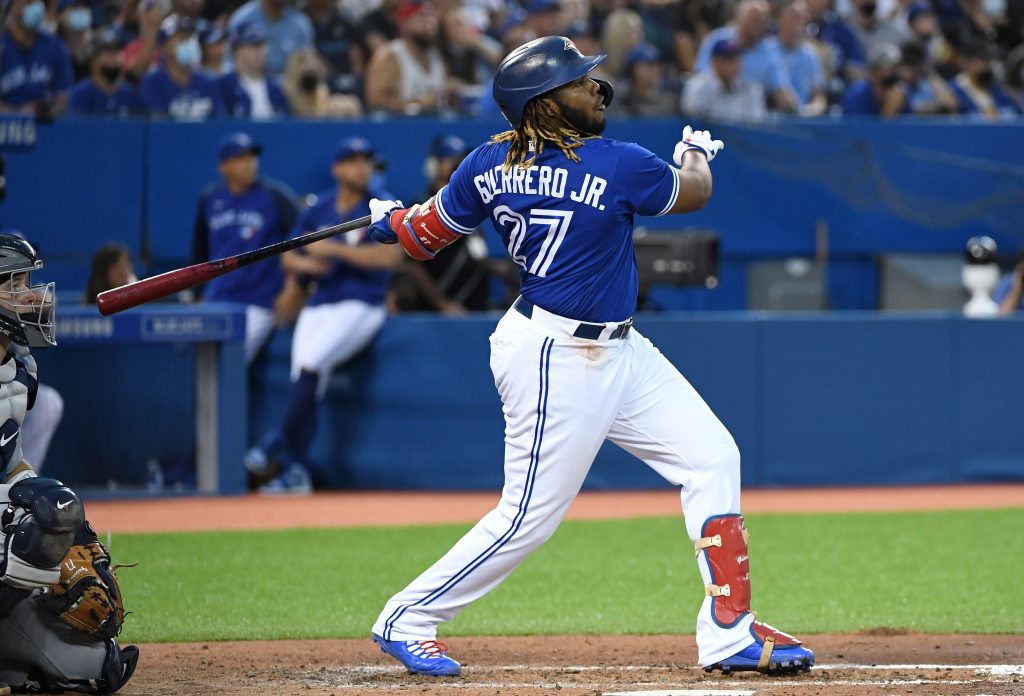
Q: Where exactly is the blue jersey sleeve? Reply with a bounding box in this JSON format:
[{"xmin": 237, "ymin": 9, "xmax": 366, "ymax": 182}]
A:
[
  {"xmin": 617, "ymin": 142, "xmax": 679, "ymax": 217},
  {"xmin": 435, "ymin": 149, "xmax": 487, "ymax": 234}
]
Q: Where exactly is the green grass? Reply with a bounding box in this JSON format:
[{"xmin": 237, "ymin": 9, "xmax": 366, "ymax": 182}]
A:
[{"xmin": 110, "ymin": 508, "xmax": 1024, "ymax": 643}]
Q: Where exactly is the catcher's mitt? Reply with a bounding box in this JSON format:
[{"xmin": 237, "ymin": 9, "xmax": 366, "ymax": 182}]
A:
[{"xmin": 42, "ymin": 522, "xmax": 129, "ymax": 639}]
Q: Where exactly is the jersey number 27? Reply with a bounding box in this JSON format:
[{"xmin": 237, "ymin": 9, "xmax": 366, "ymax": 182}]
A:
[{"xmin": 493, "ymin": 206, "xmax": 573, "ymax": 278}]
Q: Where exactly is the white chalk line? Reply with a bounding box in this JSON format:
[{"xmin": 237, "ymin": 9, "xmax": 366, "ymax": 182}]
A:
[{"xmin": 335, "ymin": 663, "xmax": 1024, "ymax": 675}]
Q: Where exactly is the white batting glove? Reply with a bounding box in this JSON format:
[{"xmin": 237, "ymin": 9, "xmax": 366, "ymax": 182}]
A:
[
  {"xmin": 673, "ymin": 125, "xmax": 725, "ymax": 164},
  {"xmin": 369, "ymin": 198, "xmax": 403, "ymax": 224}
]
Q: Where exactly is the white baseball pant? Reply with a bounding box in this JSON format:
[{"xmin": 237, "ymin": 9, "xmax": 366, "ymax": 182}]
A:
[{"xmin": 373, "ymin": 305, "xmax": 754, "ymax": 665}]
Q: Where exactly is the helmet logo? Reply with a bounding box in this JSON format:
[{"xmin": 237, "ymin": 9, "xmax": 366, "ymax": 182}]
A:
[{"xmin": 563, "ymin": 38, "xmax": 582, "ymax": 57}]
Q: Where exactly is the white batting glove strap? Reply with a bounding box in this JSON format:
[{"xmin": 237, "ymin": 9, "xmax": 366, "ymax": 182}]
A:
[
  {"xmin": 673, "ymin": 125, "xmax": 725, "ymax": 164},
  {"xmin": 369, "ymin": 198, "xmax": 403, "ymax": 225}
]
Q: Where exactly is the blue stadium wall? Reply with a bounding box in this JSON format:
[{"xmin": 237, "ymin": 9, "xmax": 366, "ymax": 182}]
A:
[{"xmin": 7, "ymin": 117, "xmax": 1024, "ymax": 491}]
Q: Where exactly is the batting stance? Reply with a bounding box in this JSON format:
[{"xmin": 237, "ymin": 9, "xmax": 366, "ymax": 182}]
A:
[
  {"xmin": 0, "ymin": 235, "xmax": 137, "ymax": 694},
  {"xmin": 366, "ymin": 37, "xmax": 814, "ymax": 676}
]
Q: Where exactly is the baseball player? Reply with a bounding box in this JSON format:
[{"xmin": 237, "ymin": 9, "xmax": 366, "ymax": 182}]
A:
[
  {"xmin": 193, "ymin": 131, "xmax": 304, "ymax": 365},
  {"xmin": 246, "ymin": 136, "xmax": 401, "ymax": 494},
  {"xmin": 0, "ymin": 234, "xmax": 138, "ymax": 694},
  {"xmin": 366, "ymin": 36, "xmax": 814, "ymax": 676}
]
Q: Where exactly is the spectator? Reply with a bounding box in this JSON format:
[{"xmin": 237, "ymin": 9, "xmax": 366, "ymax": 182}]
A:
[
  {"xmin": 359, "ymin": 0, "xmax": 401, "ymax": 56},
  {"xmin": 302, "ymin": 0, "xmax": 364, "ymax": 95},
  {"xmin": 840, "ymin": 42, "xmax": 911, "ymax": 115},
  {"xmin": 227, "ymin": 0, "xmax": 313, "ymax": 77},
  {"xmin": 0, "ymin": 0, "xmax": 74, "ymax": 118},
  {"xmin": 949, "ymin": 41, "xmax": 1023, "ymax": 118},
  {"xmin": 140, "ymin": 13, "xmax": 225, "ymax": 119},
  {"xmin": 898, "ymin": 41, "xmax": 959, "ymax": 113},
  {"xmin": 613, "ymin": 43, "xmax": 680, "ymax": 116},
  {"xmin": 441, "ymin": 5, "xmax": 503, "ymax": 111},
  {"xmin": 805, "ymin": 0, "xmax": 867, "ymax": 89},
  {"xmin": 768, "ymin": 0, "xmax": 828, "ymax": 115},
  {"xmin": 846, "ymin": 0, "xmax": 908, "ymax": 57},
  {"xmin": 192, "ymin": 132, "xmax": 304, "ymax": 364},
  {"xmin": 1004, "ymin": 43, "xmax": 1024, "ymax": 104},
  {"xmin": 120, "ymin": 0, "xmax": 170, "ymax": 82},
  {"xmin": 995, "ymin": 249, "xmax": 1024, "ymax": 314},
  {"xmin": 57, "ymin": 0, "xmax": 95, "ymax": 81},
  {"xmin": 83, "ymin": 242, "xmax": 137, "ymax": 304},
  {"xmin": 696, "ymin": 0, "xmax": 798, "ymax": 113},
  {"xmin": 201, "ymin": 25, "xmax": 230, "ymax": 74},
  {"xmin": 682, "ymin": 37, "xmax": 768, "ymax": 121},
  {"xmin": 247, "ymin": 136, "xmax": 402, "ymax": 495},
  {"xmin": 523, "ymin": 0, "xmax": 566, "ymax": 42},
  {"xmin": 390, "ymin": 134, "xmax": 497, "ymax": 314},
  {"xmin": 364, "ymin": 0, "xmax": 448, "ymax": 115},
  {"xmin": 219, "ymin": 20, "xmax": 290, "ymax": 118},
  {"xmin": 282, "ymin": 46, "xmax": 362, "ymax": 116},
  {"xmin": 68, "ymin": 34, "xmax": 145, "ymax": 115},
  {"xmin": 601, "ymin": 8, "xmax": 644, "ymax": 78}
]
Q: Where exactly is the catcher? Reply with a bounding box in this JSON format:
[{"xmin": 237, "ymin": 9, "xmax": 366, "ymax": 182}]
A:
[{"xmin": 0, "ymin": 234, "xmax": 138, "ymax": 694}]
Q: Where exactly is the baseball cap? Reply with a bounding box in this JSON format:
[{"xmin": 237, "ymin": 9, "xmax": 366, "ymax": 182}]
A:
[
  {"xmin": 710, "ymin": 37, "xmax": 742, "ymax": 59},
  {"xmin": 430, "ymin": 134, "xmax": 467, "ymax": 159},
  {"xmin": 202, "ymin": 25, "xmax": 227, "ymax": 46},
  {"xmin": 217, "ymin": 132, "xmax": 262, "ymax": 161},
  {"xmin": 159, "ymin": 14, "xmax": 200, "ymax": 44},
  {"xmin": 230, "ymin": 20, "xmax": 267, "ymax": 48},
  {"xmin": 626, "ymin": 43, "xmax": 660, "ymax": 67},
  {"xmin": 524, "ymin": 0, "xmax": 560, "ymax": 14},
  {"xmin": 396, "ymin": 0, "xmax": 425, "ymax": 23},
  {"xmin": 906, "ymin": 1, "xmax": 933, "ymax": 22},
  {"xmin": 333, "ymin": 136, "xmax": 375, "ymax": 162}
]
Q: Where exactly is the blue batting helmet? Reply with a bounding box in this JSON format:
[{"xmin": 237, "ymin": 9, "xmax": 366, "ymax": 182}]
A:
[{"xmin": 492, "ymin": 36, "xmax": 608, "ymax": 129}]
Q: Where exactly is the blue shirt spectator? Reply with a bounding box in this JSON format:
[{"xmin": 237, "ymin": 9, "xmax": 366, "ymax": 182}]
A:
[
  {"xmin": 695, "ymin": 0, "xmax": 797, "ymax": 113},
  {"xmin": 766, "ymin": 0, "xmax": 827, "ymax": 115},
  {"xmin": 140, "ymin": 14, "xmax": 225, "ymax": 119},
  {"xmin": 228, "ymin": 0, "xmax": 314, "ymax": 77},
  {"xmin": 219, "ymin": 21, "xmax": 290, "ymax": 119},
  {"xmin": 67, "ymin": 38, "xmax": 143, "ymax": 116},
  {"xmin": 949, "ymin": 43, "xmax": 1023, "ymax": 120},
  {"xmin": 806, "ymin": 0, "xmax": 866, "ymax": 83},
  {"xmin": 841, "ymin": 43, "xmax": 910, "ymax": 116},
  {"xmin": 0, "ymin": 0, "xmax": 74, "ymax": 116}
]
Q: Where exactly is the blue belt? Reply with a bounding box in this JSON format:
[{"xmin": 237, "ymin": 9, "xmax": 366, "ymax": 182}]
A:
[{"xmin": 513, "ymin": 297, "xmax": 632, "ymax": 340}]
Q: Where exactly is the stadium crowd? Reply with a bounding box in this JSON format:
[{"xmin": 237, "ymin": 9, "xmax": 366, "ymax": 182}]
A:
[{"xmin": 1, "ymin": 0, "xmax": 1022, "ymax": 122}]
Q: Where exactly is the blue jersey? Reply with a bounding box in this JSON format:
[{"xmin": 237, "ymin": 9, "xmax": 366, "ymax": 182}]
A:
[
  {"xmin": 193, "ymin": 179, "xmax": 299, "ymax": 308},
  {"xmin": 0, "ymin": 32, "xmax": 73, "ymax": 106},
  {"xmin": 292, "ymin": 190, "xmax": 391, "ymax": 307},
  {"xmin": 140, "ymin": 66, "xmax": 225, "ymax": 120},
  {"xmin": 67, "ymin": 77, "xmax": 143, "ymax": 116},
  {"xmin": 218, "ymin": 72, "xmax": 291, "ymax": 118},
  {"xmin": 439, "ymin": 138, "xmax": 679, "ymax": 323}
]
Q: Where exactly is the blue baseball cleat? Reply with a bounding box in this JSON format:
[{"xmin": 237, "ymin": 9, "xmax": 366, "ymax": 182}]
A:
[
  {"xmin": 373, "ymin": 634, "xmax": 462, "ymax": 676},
  {"xmin": 705, "ymin": 620, "xmax": 814, "ymax": 674}
]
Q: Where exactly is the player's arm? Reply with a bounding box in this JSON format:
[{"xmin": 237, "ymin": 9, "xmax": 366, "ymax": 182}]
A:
[
  {"xmin": 667, "ymin": 126, "xmax": 724, "ymax": 214},
  {"xmin": 366, "ymin": 196, "xmax": 466, "ymax": 262}
]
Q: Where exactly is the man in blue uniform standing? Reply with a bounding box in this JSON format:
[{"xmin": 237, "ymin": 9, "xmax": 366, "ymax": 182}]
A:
[
  {"xmin": 192, "ymin": 131, "xmax": 303, "ymax": 364},
  {"xmin": 248, "ymin": 136, "xmax": 401, "ymax": 494},
  {"xmin": 366, "ymin": 36, "xmax": 814, "ymax": 677}
]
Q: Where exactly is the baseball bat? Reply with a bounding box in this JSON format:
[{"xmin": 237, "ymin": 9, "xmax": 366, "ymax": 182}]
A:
[{"xmin": 96, "ymin": 214, "xmax": 372, "ymax": 316}]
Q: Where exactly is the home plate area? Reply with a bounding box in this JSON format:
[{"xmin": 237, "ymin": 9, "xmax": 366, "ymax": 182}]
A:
[{"xmin": 134, "ymin": 633, "xmax": 1024, "ymax": 695}]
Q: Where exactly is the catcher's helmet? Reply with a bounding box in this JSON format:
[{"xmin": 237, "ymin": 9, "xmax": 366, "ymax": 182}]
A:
[
  {"xmin": 0, "ymin": 234, "xmax": 56, "ymax": 348},
  {"xmin": 493, "ymin": 35, "xmax": 612, "ymax": 128}
]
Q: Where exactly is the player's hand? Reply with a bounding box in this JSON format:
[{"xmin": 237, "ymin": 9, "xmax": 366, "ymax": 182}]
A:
[
  {"xmin": 368, "ymin": 198, "xmax": 403, "ymax": 244},
  {"xmin": 673, "ymin": 125, "xmax": 725, "ymax": 164}
]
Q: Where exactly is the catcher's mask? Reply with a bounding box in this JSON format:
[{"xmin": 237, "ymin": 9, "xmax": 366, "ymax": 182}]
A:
[{"xmin": 0, "ymin": 234, "xmax": 56, "ymax": 348}]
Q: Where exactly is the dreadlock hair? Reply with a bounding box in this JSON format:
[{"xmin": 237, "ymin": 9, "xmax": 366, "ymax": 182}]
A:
[{"xmin": 491, "ymin": 97, "xmax": 588, "ymax": 172}]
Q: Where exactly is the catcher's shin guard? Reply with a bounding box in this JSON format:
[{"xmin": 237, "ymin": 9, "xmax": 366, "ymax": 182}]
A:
[{"xmin": 695, "ymin": 513, "xmax": 750, "ymax": 628}]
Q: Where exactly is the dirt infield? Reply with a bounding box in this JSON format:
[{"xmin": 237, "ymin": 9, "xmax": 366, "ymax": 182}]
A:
[
  {"xmin": 131, "ymin": 634, "xmax": 1024, "ymax": 695},
  {"xmin": 106, "ymin": 485, "xmax": 1024, "ymax": 696}
]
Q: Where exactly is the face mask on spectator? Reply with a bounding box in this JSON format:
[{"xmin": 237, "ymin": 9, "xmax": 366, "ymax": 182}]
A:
[
  {"xmin": 976, "ymin": 69, "xmax": 994, "ymax": 86},
  {"xmin": 21, "ymin": 1, "xmax": 45, "ymax": 30},
  {"xmin": 99, "ymin": 65, "xmax": 121, "ymax": 82},
  {"xmin": 174, "ymin": 37, "xmax": 201, "ymax": 67},
  {"xmin": 66, "ymin": 7, "xmax": 92, "ymax": 31},
  {"xmin": 859, "ymin": 2, "xmax": 877, "ymax": 15},
  {"xmin": 982, "ymin": 0, "xmax": 1005, "ymax": 16},
  {"xmin": 299, "ymin": 71, "xmax": 319, "ymax": 93}
]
